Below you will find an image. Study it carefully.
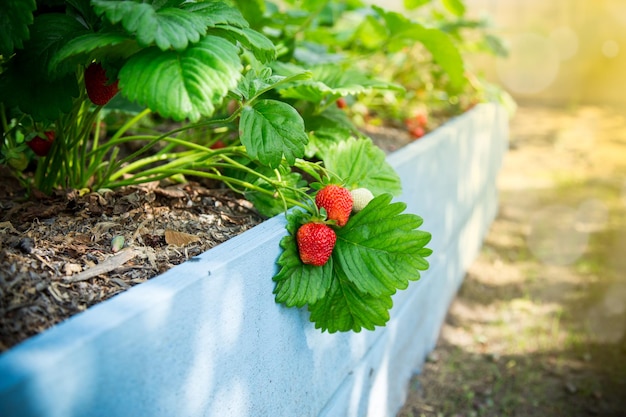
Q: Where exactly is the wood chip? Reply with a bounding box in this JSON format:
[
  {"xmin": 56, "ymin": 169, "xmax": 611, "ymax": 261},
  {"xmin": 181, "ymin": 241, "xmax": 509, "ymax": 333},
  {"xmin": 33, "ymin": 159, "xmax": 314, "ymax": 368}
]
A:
[
  {"xmin": 64, "ymin": 249, "xmax": 140, "ymax": 283},
  {"xmin": 164, "ymin": 229, "xmax": 201, "ymax": 246}
]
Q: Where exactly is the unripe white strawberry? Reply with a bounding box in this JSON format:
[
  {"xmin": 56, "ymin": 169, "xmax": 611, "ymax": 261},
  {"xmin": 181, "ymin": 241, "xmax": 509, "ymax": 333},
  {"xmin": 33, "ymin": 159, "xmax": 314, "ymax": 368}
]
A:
[{"xmin": 350, "ymin": 188, "xmax": 374, "ymax": 213}]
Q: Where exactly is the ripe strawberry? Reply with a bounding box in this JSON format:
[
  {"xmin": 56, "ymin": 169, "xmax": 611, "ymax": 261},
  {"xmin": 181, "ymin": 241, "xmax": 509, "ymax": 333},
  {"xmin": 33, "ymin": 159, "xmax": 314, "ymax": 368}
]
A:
[
  {"xmin": 408, "ymin": 125, "xmax": 425, "ymax": 139},
  {"xmin": 336, "ymin": 97, "xmax": 348, "ymax": 109},
  {"xmin": 210, "ymin": 139, "xmax": 226, "ymax": 149},
  {"xmin": 27, "ymin": 131, "xmax": 55, "ymax": 157},
  {"xmin": 350, "ymin": 188, "xmax": 374, "ymax": 212},
  {"xmin": 296, "ymin": 222, "xmax": 337, "ymax": 266},
  {"xmin": 413, "ymin": 112, "xmax": 428, "ymax": 127},
  {"xmin": 315, "ymin": 184, "xmax": 353, "ymax": 227},
  {"xmin": 84, "ymin": 62, "xmax": 119, "ymax": 106},
  {"xmin": 405, "ymin": 111, "xmax": 428, "ymax": 139}
]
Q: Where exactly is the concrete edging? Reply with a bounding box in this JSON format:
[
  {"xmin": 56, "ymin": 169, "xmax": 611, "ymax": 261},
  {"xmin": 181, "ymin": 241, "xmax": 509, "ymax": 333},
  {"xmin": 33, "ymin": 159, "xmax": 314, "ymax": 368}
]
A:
[{"xmin": 0, "ymin": 103, "xmax": 508, "ymax": 417}]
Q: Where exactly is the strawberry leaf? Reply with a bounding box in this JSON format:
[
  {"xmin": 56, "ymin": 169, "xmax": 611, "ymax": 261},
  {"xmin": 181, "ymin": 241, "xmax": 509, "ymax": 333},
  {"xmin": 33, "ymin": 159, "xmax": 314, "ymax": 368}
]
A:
[
  {"xmin": 0, "ymin": 65, "xmax": 79, "ymax": 121},
  {"xmin": 118, "ymin": 35, "xmax": 242, "ymax": 121},
  {"xmin": 92, "ymin": 0, "xmax": 207, "ymax": 51},
  {"xmin": 273, "ymin": 209, "xmax": 334, "ymax": 307},
  {"xmin": 277, "ymin": 64, "xmax": 403, "ymax": 102},
  {"xmin": 372, "ymin": 6, "xmax": 465, "ymax": 89},
  {"xmin": 304, "ymin": 106, "xmax": 358, "ymax": 158},
  {"xmin": 334, "ymin": 193, "xmax": 432, "ymax": 297},
  {"xmin": 180, "ymin": 1, "xmax": 249, "ymax": 28},
  {"xmin": 308, "ymin": 270, "xmax": 393, "ymax": 333},
  {"xmin": 323, "ymin": 137, "xmax": 402, "ymax": 197},
  {"xmin": 235, "ymin": 68, "xmax": 311, "ymax": 102},
  {"xmin": 208, "ymin": 26, "xmax": 277, "ymax": 63},
  {"xmin": 231, "ymin": 0, "xmax": 265, "ymax": 28},
  {"xmin": 441, "ymin": 0, "xmax": 466, "ymax": 16},
  {"xmin": 273, "ymin": 234, "xmax": 334, "ymax": 308},
  {"xmin": 407, "ymin": 26, "xmax": 465, "ymax": 89},
  {"xmin": 0, "ymin": 14, "xmax": 84, "ymax": 120},
  {"xmin": 404, "ymin": 0, "xmax": 431, "ymax": 10},
  {"xmin": 15, "ymin": 13, "xmax": 89, "ymax": 78},
  {"xmin": 239, "ymin": 99, "xmax": 308, "ymax": 168},
  {"xmin": 0, "ymin": 0, "xmax": 36, "ymax": 57},
  {"xmin": 51, "ymin": 32, "xmax": 139, "ymax": 69}
]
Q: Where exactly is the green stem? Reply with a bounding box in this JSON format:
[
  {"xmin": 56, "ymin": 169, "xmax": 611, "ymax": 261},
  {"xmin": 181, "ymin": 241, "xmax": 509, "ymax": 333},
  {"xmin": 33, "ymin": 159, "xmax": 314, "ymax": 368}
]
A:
[
  {"xmin": 106, "ymin": 168, "xmax": 311, "ymax": 211},
  {"xmin": 0, "ymin": 103, "xmax": 8, "ymax": 137}
]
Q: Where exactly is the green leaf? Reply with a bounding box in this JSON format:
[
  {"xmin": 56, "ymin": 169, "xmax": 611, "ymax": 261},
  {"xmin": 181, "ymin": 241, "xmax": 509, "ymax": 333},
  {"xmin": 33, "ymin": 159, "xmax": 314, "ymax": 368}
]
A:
[
  {"xmin": 304, "ymin": 106, "xmax": 356, "ymax": 158},
  {"xmin": 51, "ymin": 32, "xmax": 139, "ymax": 70},
  {"xmin": 232, "ymin": 0, "xmax": 265, "ymax": 28},
  {"xmin": 0, "ymin": 14, "xmax": 83, "ymax": 120},
  {"xmin": 334, "ymin": 194, "xmax": 432, "ymax": 297},
  {"xmin": 0, "ymin": 64, "xmax": 79, "ymax": 121},
  {"xmin": 239, "ymin": 99, "xmax": 308, "ymax": 168},
  {"xmin": 66, "ymin": 0, "xmax": 101, "ymax": 29},
  {"xmin": 371, "ymin": 6, "xmax": 415, "ymax": 37},
  {"xmin": 0, "ymin": 0, "xmax": 36, "ymax": 56},
  {"xmin": 118, "ymin": 35, "xmax": 242, "ymax": 121},
  {"xmin": 273, "ymin": 233, "xmax": 334, "ymax": 308},
  {"xmin": 483, "ymin": 33, "xmax": 509, "ymax": 58},
  {"xmin": 352, "ymin": 15, "xmax": 388, "ymax": 49},
  {"xmin": 92, "ymin": 0, "xmax": 207, "ymax": 51},
  {"xmin": 410, "ymin": 26, "xmax": 465, "ymax": 89},
  {"xmin": 278, "ymin": 64, "xmax": 403, "ymax": 102},
  {"xmin": 181, "ymin": 1, "xmax": 250, "ymax": 28},
  {"xmin": 308, "ymin": 269, "xmax": 393, "ymax": 333},
  {"xmin": 17, "ymin": 13, "xmax": 89, "ymax": 78},
  {"xmin": 404, "ymin": 0, "xmax": 431, "ymax": 9},
  {"xmin": 323, "ymin": 137, "xmax": 402, "ymax": 197},
  {"xmin": 372, "ymin": 6, "xmax": 465, "ymax": 89},
  {"xmin": 209, "ymin": 26, "xmax": 277, "ymax": 63},
  {"xmin": 235, "ymin": 67, "xmax": 311, "ymax": 101},
  {"xmin": 441, "ymin": 0, "xmax": 466, "ymax": 16}
]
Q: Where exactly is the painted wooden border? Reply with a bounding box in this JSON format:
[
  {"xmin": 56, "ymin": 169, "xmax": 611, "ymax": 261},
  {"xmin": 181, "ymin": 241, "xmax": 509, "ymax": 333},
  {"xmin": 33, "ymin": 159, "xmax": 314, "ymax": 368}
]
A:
[{"xmin": 0, "ymin": 104, "xmax": 508, "ymax": 417}]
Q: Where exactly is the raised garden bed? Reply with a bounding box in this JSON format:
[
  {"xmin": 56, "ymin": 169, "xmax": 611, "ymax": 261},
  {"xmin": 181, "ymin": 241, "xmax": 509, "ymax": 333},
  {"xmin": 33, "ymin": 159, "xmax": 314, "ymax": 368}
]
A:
[{"xmin": 0, "ymin": 103, "xmax": 508, "ymax": 417}]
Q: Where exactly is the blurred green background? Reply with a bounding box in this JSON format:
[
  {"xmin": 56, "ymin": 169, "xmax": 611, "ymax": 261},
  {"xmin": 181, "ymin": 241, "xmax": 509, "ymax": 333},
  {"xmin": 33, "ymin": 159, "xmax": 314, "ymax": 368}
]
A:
[
  {"xmin": 466, "ymin": 0, "xmax": 626, "ymax": 108},
  {"xmin": 372, "ymin": 0, "xmax": 626, "ymax": 108}
]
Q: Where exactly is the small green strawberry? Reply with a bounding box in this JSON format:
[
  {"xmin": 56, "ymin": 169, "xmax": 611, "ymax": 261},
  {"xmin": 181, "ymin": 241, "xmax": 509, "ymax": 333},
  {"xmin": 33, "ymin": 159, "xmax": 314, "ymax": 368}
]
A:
[
  {"xmin": 6, "ymin": 152, "xmax": 28, "ymax": 171},
  {"xmin": 84, "ymin": 62, "xmax": 120, "ymax": 106},
  {"xmin": 350, "ymin": 188, "xmax": 374, "ymax": 213},
  {"xmin": 315, "ymin": 184, "xmax": 353, "ymax": 227},
  {"xmin": 296, "ymin": 222, "xmax": 337, "ymax": 266}
]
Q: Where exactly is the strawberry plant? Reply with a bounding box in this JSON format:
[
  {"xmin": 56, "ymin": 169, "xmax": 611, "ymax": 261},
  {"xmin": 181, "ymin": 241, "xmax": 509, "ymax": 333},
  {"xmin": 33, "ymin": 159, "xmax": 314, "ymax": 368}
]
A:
[
  {"xmin": 2, "ymin": 0, "xmax": 516, "ymax": 333},
  {"xmin": 275, "ymin": 191, "xmax": 432, "ymax": 333}
]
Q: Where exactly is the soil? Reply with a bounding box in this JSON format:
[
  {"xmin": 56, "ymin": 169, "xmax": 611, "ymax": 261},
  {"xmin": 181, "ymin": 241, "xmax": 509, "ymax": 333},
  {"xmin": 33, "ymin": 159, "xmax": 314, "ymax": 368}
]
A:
[
  {"xmin": 398, "ymin": 103, "xmax": 626, "ymax": 416},
  {"xmin": 0, "ymin": 119, "xmax": 416, "ymax": 353},
  {"xmin": 0, "ymin": 177, "xmax": 265, "ymax": 352}
]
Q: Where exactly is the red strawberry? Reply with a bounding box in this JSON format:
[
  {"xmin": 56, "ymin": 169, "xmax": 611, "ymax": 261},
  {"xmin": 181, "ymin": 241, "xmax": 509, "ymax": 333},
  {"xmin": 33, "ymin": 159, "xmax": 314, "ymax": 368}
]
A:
[
  {"xmin": 84, "ymin": 62, "xmax": 119, "ymax": 106},
  {"xmin": 408, "ymin": 125, "xmax": 425, "ymax": 139},
  {"xmin": 336, "ymin": 97, "xmax": 348, "ymax": 109},
  {"xmin": 27, "ymin": 131, "xmax": 55, "ymax": 157},
  {"xmin": 210, "ymin": 140, "xmax": 226, "ymax": 149},
  {"xmin": 413, "ymin": 112, "xmax": 428, "ymax": 127},
  {"xmin": 296, "ymin": 222, "xmax": 337, "ymax": 266},
  {"xmin": 315, "ymin": 184, "xmax": 353, "ymax": 227}
]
